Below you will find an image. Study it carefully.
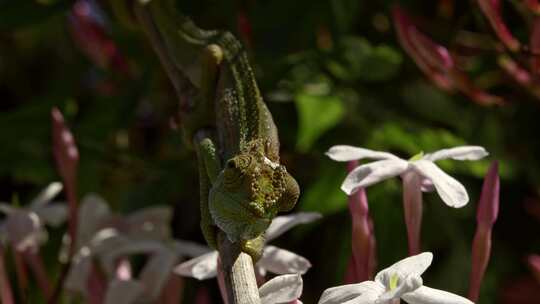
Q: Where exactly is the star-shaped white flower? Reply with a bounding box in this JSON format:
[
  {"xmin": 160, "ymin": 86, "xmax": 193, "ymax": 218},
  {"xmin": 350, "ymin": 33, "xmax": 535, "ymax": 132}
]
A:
[
  {"xmin": 326, "ymin": 146, "xmax": 488, "ymax": 207},
  {"xmin": 63, "ymin": 193, "xmax": 178, "ymax": 303},
  {"xmin": 0, "ymin": 182, "xmax": 66, "ymax": 252},
  {"xmin": 259, "ymin": 274, "xmax": 303, "ymax": 304},
  {"xmin": 174, "ymin": 212, "xmax": 322, "ymax": 280},
  {"xmin": 318, "ymin": 252, "xmax": 473, "ymax": 304}
]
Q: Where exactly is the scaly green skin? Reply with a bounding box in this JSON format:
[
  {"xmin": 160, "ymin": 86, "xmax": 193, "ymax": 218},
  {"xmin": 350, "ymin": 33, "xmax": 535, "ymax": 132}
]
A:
[{"xmin": 133, "ymin": 0, "xmax": 300, "ymax": 260}]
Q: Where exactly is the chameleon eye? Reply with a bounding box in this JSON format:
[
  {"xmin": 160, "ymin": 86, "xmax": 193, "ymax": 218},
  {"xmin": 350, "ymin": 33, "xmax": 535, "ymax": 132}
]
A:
[
  {"xmin": 277, "ymin": 173, "xmax": 300, "ymax": 212},
  {"xmin": 233, "ymin": 155, "xmax": 252, "ymax": 171}
]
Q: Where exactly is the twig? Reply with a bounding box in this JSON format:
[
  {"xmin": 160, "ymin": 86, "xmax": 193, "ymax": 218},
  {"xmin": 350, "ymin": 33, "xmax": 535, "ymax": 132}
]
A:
[{"xmin": 218, "ymin": 234, "xmax": 261, "ymax": 304}]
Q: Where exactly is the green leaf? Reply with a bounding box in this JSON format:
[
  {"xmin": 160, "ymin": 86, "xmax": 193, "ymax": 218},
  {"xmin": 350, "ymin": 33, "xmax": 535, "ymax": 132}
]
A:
[
  {"xmin": 401, "ymin": 81, "xmax": 465, "ymax": 127},
  {"xmin": 299, "ymin": 164, "xmax": 348, "ymax": 215},
  {"xmin": 295, "ymin": 92, "xmax": 345, "ymax": 152},
  {"xmin": 328, "ymin": 37, "xmax": 402, "ymax": 82}
]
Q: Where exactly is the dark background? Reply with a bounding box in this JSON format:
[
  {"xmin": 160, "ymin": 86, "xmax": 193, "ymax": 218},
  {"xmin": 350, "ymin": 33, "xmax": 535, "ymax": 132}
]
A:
[{"xmin": 1, "ymin": 0, "xmax": 539, "ymax": 303}]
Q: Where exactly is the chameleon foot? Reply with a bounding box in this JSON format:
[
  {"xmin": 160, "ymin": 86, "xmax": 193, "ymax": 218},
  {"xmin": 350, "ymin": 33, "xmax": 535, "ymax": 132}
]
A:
[{"xmin": 240, "ymin": 235, "xmax": 265, "ymax": 262}]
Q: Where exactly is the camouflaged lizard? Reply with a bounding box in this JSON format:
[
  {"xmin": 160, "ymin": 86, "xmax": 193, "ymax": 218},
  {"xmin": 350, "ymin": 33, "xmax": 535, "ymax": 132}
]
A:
[{"xmin": 131, "ymin": 0, "xmax": 300, "ymax": 260}]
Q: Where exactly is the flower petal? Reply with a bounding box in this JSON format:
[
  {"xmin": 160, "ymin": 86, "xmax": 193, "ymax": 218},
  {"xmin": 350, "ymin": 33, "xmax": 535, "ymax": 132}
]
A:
[
  {"xmin": 5, "ymin": 211, "xmax": 45, "ymax": 251},
  {"xmin": 375, "ymin": 252, "xmax": 433, "ymax": 285},
  {"xmin": 259, "ymin": 274, "xmax": 303, "ymax": 304},
  {"xmin": 30, "ymin": 182, "xmax": 63, "ymax": 208},
  {"xmin": 34, "ymin": 205, "xmax": 68, "ymax": 227},
  {"xmin": 326, "ymin": 146, "xmax": 400, "ymax": 162},
  {"xmin": 0, "ymin": 203, "xmax": 16, "ymax": 215},
  {"xmin": 401, "ymin": 286, "xmax": 473, "ymax": 304},
  {"xmin": 126, "ymin": 206, "xmax": 172, "ymax": 240},
  {"xmin": 423, "ymin": 146, "xmax": 488, "ymax": 162},
  {"xmin": 420, "ymin": 179, "xmax": 435, "ymax": 192},
  {"xmin": 99, "ymin": 238, "xmax": 166, "ymax": 274},
  {"xmin": 341, "ymin": 159, "xmax": 409, "ymax": 195},
  {"xmin": 377, "ymin": 274, "xmax": 423, "ymax": 301},
  {"xmin": 258, "ymin": 246, "xmax": 311, "ymax": 275},
  {"xmin": 78, "ymin": 194, "xmax": 111, "ymax": 244},
  {"xmin": 410, "ymin": 161, "xmax": 469, "ymax": 208},
  {"xmin": 318, "ymin": 281, "xmax": 384, "ymax": 304},
  {"xmin": 174, "ymin": 251, "xmax": 219, "ymax": 280},
  {"xmin": 65, "ymin": 255, "xmax": 92, "ymax": 292},
  {"xmin": 266, "ymin": 212, "xmax": 322, "ymax": 242},
  {"xmin": 173, "ymin": 240, "xmax": 213, "ymax": 257},
  {"xmin": 104, "ymin": 279, "xmax": 145, "ymax": 304},
  {"xmin": 139, "ymin": 247, "xmax": 179, "ymax": 300}
]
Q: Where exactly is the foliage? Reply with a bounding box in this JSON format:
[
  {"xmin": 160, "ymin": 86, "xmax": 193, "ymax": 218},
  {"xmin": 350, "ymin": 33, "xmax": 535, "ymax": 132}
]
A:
[{"xmin": 1, "ymin": 0, "xmax": 539, "ymax": 303}]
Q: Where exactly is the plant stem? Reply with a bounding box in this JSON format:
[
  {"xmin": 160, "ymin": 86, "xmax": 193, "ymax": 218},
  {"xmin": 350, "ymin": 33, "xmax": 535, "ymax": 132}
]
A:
[
  {"xmin": 13, "ymin": 250, "xmax": 28, "ymax": 302},
  {"xmin": 218, "ymin": 233, "xmax": 261, "ymax": 304},
  {"xmin": 0, "ymin": 246, "xmax": 14, "ymax": 304},
  {"xmin": 24, "ymin": 251, "xmax": 52, "ymax": 299}
]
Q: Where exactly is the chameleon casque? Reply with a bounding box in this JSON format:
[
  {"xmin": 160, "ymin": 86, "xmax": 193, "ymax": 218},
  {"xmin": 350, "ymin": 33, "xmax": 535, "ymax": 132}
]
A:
[{"xmin": 131, "ymin": 0, "xmax": 300, "ymax": 260}]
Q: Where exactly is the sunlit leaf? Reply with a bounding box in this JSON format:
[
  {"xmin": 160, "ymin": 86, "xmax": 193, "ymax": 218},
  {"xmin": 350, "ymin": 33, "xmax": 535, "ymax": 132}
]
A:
[{"xmin": 295, "ymin": 92, "xmax": 345, "ymax": 152}]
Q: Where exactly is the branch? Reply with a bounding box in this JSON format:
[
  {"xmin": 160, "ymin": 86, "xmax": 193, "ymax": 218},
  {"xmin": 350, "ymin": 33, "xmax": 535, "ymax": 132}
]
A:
[{"xmin": 218, "ymin": 234, "xmax": 261, "ymax": 304}]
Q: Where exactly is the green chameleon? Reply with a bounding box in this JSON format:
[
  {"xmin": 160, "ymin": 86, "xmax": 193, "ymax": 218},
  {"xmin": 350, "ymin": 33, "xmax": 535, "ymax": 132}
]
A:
[{"xmin": 129, "ymin": 0, "xmax": 300, "ymax": 260}]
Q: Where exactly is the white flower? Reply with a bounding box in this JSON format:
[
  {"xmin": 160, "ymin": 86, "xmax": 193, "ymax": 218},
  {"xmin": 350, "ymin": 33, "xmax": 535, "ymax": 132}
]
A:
[
  {"xmin": 63, "ymin": 193, "xmax": 177, "ymax": 303},
  {"xmin": 0, "ymin": 182, "xmax": 66, "ymax": 252},
  {"xmin": 326, "ymin": 146, "xmax": 488, "ymax": 207},
  {"xmin": 259, "ymin": 274, "xmax": 303, "ymax": 304},
  {"xmin": 318, "ymin": 252, "xmax": 473, "ymax": 304},
  {"xmin": 174, "ymin": 212, "xmax": 322, "ymax": 280}
]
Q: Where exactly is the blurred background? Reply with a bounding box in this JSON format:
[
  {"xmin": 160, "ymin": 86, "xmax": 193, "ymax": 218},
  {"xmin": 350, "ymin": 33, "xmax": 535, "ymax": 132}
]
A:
[{"xmin": 1, "ymin": 0, "xmax": 540, "ymax": 303}]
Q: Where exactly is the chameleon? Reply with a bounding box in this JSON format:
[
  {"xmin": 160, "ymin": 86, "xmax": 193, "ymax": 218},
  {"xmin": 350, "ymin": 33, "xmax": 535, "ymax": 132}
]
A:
[{"xmin": 129, "ymin": 0, "xmax": 300, "ymax": 260}]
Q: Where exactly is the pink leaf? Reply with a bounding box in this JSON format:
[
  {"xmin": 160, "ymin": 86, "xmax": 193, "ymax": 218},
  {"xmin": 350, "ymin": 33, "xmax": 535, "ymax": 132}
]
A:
[
  {"xmin": 468, "ymin": 161, "xmax": 500, "ymax": 301},
  {"xmin": 477, "ymin": 0, "xmax": 521, "ymax": 51}
]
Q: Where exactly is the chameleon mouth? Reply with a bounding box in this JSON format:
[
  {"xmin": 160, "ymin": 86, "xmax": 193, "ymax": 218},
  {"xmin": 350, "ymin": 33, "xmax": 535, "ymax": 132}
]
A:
[{"xmin": 209, "ymin": 189, "xmax": 271, "ymax": 242}]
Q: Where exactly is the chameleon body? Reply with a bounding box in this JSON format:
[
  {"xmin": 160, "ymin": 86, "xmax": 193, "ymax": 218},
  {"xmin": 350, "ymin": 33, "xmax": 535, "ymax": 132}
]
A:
[{"xmin": 133, "ymin": 0, "xmax": 299, "ymax": 259}]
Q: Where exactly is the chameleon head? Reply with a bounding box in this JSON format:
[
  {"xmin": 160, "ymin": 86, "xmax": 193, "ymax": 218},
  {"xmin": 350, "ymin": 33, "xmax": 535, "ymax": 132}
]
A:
[{"xmin": 209, "ymin": 152, "xmax": 300, "ymax": 242}]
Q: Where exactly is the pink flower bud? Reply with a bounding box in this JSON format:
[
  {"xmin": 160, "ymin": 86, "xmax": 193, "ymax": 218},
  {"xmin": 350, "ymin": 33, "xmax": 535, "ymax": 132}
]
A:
[
  {"xmin": 525, "ymin": 0, "xmax": 540, "ymax": 14},
  {"xmin": 469, "ymin": 161, "xmax": 500, "ymax": 301},
  {"xmin": 69, "ymin": 0, "xmax": 129, "ymax": 74},
  {"xmin": 344, "ymin": 161, "xmax": 375, "ymax": 282},
  {"xmin": 408, "ymin": 27, "xmax": 454, "ymax": 70},
  {"xmin": 402, "ymin": 171, "xmax": 423, "ymax": 256},
  {"xmin": 477, "ymin": 0, "xmax": 521, "ymax": 51},
  {"xmin": 476, "ymin": 161, "xmax": 500, "ymax": 225},
  {"xmin": 51, "ymin": 107, "xmax": 79, "ymax": 258},
  {"xmin": 528, "ymin": 254, "xmax": 540, "ymax": 283},
  {"xmin": 51, "ymin": 108, "xmax": 79, "ymax": 186},
  {"xmin": 450, "ymin": 70, "xmax": 505, "ymax": 106},
  {"xmin": 392, "ymin": 7, "xmax": 454, "ymax": 91},
  {"xmin": 498, "ymin": 56, "xmax": 532, "ymax": 85}
]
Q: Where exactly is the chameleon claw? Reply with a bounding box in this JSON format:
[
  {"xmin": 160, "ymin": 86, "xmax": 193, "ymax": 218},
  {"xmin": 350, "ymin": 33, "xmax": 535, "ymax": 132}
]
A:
[{"xmin": 240, "ymin": 235, "xmax": 265, "ymax": 261}]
